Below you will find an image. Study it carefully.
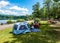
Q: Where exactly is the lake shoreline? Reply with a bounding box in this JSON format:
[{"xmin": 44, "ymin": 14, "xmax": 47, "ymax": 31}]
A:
[{"xmin": 0, "ymin": 20, "xmax": 16, "ymax": 24}]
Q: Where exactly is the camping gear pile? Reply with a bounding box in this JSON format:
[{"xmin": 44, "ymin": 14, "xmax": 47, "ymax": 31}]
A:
[
  {"xmin": 48, "ymin": 20, "xmax": 57, "ymax": 24},
  {"xmin": 13, "ymin": 21, "xmax": 40, "ymax": 34}
]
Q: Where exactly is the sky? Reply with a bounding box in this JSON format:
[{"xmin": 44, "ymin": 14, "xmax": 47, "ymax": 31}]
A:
[{"xmin": 0, "ymin": 0, "xmax": 44, "ymax": 16}]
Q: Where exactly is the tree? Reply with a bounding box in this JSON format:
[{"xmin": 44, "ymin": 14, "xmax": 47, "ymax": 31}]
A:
[
  {"xmin": 43, "ymin": 6, "xmax": 47, "ymax": 19},
  {"xmin": 40, "ymin": 7, "xmax": 47, "ymax": 20},
  {"xmin": 52, "ymin": 0, "xmax": 60, "ymax": 19},
  {"xmin": 44, "ymin": 0, "xmax": 52, "ymax": 19},
  {"xmin": 32, "ymin": 2, "xmax": 41, "ymax": 18}
]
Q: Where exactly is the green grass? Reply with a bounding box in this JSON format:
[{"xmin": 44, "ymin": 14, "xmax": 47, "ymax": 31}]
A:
[
  {"xmin": 39, "ymin": 21, "xmax": 49, "ymax": 25},
  {"xmin": 0, "ymin": 25, "xmax": 60, "ymax": 43},
  {"xmin": 28, "ymin": 21, "xmax": 49, "ymax": 25}
]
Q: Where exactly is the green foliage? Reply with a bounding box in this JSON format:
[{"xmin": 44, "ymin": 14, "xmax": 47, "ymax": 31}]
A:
[
  {"xmin": 44, "ymin": 0, "xmax": 52, "ymax": 19},
  {"xmin": 32, "ymin": 0, "xmax": 60, "ymax": 19},
  {"xmin": 53, "ymin": 0, "xmax": 59, "ymax": 2},
  {"xmin": 17, "ymin": 19, "xmax": 25, "ymax": 22},
  {"xmin": 51, "ymin": 2, "xmax": 60, "ymax": 18},
  {"xmin": 42, "ymin": 0, "xmax": 60, "ymax": 19},
  {"xmin": 28, "ymin": 15, "xmax": 33, "ymax": 20},
  {"xmin": 32, "ymin": 2, "xmax": 41, "ymax": 18},
  {"xmin": 7, "ymin": 20, "xmax": 13, "ymax": 24},
  {"xmin": 0, "ymin": 14, "xmax": 27, "ymax": 20},
  {"xmin": 34, "ymin": 18, "xmax": 40, "ymax": 22}
]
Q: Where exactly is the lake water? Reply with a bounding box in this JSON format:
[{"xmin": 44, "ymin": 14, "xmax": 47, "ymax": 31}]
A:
[{"xmin": 0, "ymin": 20, "xmax": 16, "ymax": 24}]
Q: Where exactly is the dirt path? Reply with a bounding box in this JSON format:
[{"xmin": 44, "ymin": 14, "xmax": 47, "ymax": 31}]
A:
[
  {"xmin": 0, "ymin": 20, "xmax": 33, "ymax": 30},
  {"xmin": 50, "ymin": 22, "xmax": 60, "ymax": 32},
  {"xmin": 0, "ymin": 24, "xmax": 14, "ymax": 30},
  {"xmin": 50, "ymin": 22, "xmax": 60, "ymax": 27}
]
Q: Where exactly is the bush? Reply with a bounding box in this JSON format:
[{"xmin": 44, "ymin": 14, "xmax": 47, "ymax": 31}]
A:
[
  {"xmin": 29, "ymin": 22, "xmax": 33, "ymax": 25},
  {"xmin": 7, "ymin": 20, "xmax": 13, "ymax": 24},
  {"xmin": 17, "ymin": 19, "xmax": 25, "ymax": 22},
  {"xmin": 0, "ymin": 23, "xmax": 3, "ymax": 25},
  {"xmin": 34, "ymin": 18, "xmax": 40, "ymax": 22}
]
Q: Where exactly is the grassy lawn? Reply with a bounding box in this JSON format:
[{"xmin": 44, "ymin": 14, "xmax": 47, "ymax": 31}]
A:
[{"xmin": 0, "ymin": 24, "xmax": 60, "ymax": 43}]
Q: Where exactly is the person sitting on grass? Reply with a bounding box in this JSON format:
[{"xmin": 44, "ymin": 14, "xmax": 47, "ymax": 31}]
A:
[
  {"xmin": 30, "ymin": 21, "xmax": 40, "ymax": 32},
  {"xmin": 33, "ymin": 21, "xmax": 40, "ymax": 29}
]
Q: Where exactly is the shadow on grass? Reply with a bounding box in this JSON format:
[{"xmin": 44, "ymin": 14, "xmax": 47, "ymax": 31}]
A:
[
  {"xmin": 4, "ymin": 32, "xmax": 55, "ymax": 43},
  {"xmin": 4, "ymin": 25, "xmax": 60, "ymax": 43},
  {"xmin": 46, "ymin": 30, "xmax": 60, "ymax": 41}
]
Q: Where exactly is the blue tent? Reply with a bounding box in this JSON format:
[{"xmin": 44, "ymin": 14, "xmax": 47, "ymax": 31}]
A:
[{"xmin": 13, "ymin": 22, "xmax": 31, "ymax": 34}]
